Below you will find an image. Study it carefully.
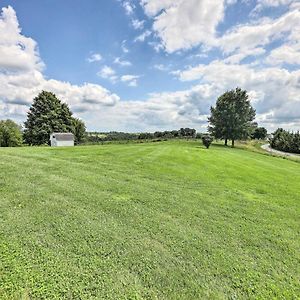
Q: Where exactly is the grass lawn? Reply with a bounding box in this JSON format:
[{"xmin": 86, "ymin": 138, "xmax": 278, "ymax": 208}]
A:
[{"xmin": 0, "ymin": 140, "xmax": 299, "ymax": 299}]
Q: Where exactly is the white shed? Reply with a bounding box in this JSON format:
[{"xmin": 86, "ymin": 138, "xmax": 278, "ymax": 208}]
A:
[{"xmin": 50, "ymin": 132, "xmax": 74, "ymax": 147}]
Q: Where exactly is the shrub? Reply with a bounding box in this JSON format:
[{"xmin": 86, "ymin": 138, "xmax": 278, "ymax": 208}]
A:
[
  {"xmin": 270, "ymin": 128, "xmax": 300, "ymax": 154},
  {"xmin": 202, "ymin": 134, "xmax": 213, "ymax": 149},
  {"xmin": 0, "ymin": 119, "xmax": 23, "ymax": 147}
]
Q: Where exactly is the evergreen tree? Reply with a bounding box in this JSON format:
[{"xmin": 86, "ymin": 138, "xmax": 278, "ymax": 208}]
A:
[{"xmin": 24, "ymin": 91, "xmax": 75, "ymax": 145}]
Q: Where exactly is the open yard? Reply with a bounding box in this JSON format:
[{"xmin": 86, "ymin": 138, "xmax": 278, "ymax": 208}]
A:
[{"xmin": 0, "ymin": 141, "xmax": 299, "ymax": 299}]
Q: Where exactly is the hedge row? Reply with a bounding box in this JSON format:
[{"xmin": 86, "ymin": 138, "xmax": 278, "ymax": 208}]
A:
[{"xmin": 270, "ymin": 128, "xmax": 300, "ymax": 154}]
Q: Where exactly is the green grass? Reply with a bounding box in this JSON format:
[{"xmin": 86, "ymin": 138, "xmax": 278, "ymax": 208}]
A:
[{"xmin": 0, "ymin": 141, "xmax": 299, "ymax": 299}]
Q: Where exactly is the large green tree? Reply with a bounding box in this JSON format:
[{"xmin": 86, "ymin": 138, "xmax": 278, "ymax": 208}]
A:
[
  {"xmin": 251, "ymin": 127, "xmax": 267, "ymax": 140},
  {"xmin": 24, "ymin": 91, "xmax": 76, "ymax": 145},
  {"xmin": 208, "ymin": 88, "xmax": 256, "ymax": 147},
  {"xmin": 72, "ymin": 118, "xmax": 86, "ymax": 144},
  {"xmin": 0, "ymin": 119, "xmax": 23, "ymax": 147}
]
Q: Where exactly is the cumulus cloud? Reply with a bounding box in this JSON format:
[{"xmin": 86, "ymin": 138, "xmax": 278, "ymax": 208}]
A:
[
  {"xmin": 266, "ymin": 45, "xmax": 300, "ymax": 65},
  {"xmin": 0, "ymin": 6, "xmax": 44, "ymax": 72},
  {"xmin": 0, "ymin": 6, "xmax": 119, "ymax": 123},
  {"xmin": 1, "ymin": 4, "xmax": 300, "ymax": 132},
  {"xmin": 175, "ymin": 59, "xmax": 300, "ymax": 129},
  {"xmin": 82, "ymin": 83, "xmax": 217, "ymax": 132},
  {"xmin": 139, "ymin": 0, "xmax": 300, "ymax": 65},
  {"xmin": 140, "ymin": 0, "xmax": 225, "ymax": 52},
  {"xmin": 219, "ymin": 8, "xmax": 300, "ymax": 55}
]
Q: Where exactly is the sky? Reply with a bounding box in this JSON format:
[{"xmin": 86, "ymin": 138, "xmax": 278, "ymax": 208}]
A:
[{"xmin": 0, "ymin": 0, "xmax": 300, "ymax": 132}]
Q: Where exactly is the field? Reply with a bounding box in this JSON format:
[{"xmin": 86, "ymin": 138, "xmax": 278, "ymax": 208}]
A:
[{"xmin": 0, "ymin": 140, "xmax": 299, "ymax": 299}]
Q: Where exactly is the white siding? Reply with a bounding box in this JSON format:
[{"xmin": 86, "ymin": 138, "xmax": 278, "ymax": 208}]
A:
[
  {"xmin": 50, "ymin": 133, "xmax": 74, "ymax": 147},
  {"xmin": 56, "ymin": 140, "xmax": 74, "ymax": 147}
]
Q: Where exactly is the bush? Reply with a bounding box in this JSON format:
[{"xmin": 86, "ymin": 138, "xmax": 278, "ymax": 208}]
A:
[
  {"xmin": 0, "ymin": 119, "xmax": 23, "ymax": 147},
  {"xmin": 270, "ymin": 128, "xmax": 300, "ymax": 154},
  {"xmin": 202, "ymin": 134, "xmax": 213, "ymax": 149}
]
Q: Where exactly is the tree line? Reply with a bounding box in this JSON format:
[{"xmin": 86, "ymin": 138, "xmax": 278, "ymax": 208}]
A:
[
  {"xmin": 270, "ymin": 128, "xmax": 300, "ymax": 154},
  {"xmin": 85, "ymin": 128, "xmax": 197, "ymax": 144}
]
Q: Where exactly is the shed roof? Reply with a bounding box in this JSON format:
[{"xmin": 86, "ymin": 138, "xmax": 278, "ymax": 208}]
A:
[{"xmin": 52, "ymin": 132, "xmax": 74, "ymax": 141}]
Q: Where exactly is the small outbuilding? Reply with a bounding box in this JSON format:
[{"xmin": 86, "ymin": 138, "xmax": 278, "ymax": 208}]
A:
[{"xmin": 50, "ymin": 132, "xmax": 74, "ymax": 147}]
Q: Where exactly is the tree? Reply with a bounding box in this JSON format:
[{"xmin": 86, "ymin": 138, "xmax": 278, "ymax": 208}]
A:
[
  {"xmin": 208, "ymin": 87, "xmax": 256, "ymax": 147},
  {"xmin": 0, "ymin": 119, "xmax": 23, "ymax": 147},
  {"xmin": 251, "ymin": 127, "xmax": 267, "ymax": 140},
  {"xmin": 201, "ymin": 134, "xmax": 213, "ymax": 149},
  {"xmin": 270, "ymin": 128, "xmax": 300, "ymax": 154},
  {"xmin": 179, "ymin": 128, "xmax": 196, "ymax": 138},
  {"xmin": 72, "ymin": 118, "xmax": 86, "ymax": 144},
  {"xmin": 23, "ymin": 91, "xmax": 75, "ymax": 145}
]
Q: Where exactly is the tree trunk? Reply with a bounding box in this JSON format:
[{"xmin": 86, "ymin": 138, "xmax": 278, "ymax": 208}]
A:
[
  {"xmin": 232, "ymin": 139, "xmax": 235, "ymax": 147},
  {"xmin": 225, "ymin": 138, "xmax": 228, "ymax": 146}
]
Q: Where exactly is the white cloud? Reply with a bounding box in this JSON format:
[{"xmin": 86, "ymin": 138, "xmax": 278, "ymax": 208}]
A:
[
  {"xmin": 1, "ymin": 4, "xmax": 300, "ymax": 132},
  {"xmin": 134, "ymin": 30, "xmax": 151, "ymax": 42},
  {"xmin": 121, "ymin": 74, "xmax": 140, "ymax": 87},
  {"xmin": 266, "ymin": 45, "xmax": 300, "ymax": 65},
  {"xmin": 80, "ymin": 83, "xmax": 216, "ymax": 131},
  {"xmin": 223, "ymin": 47, "xmax": 266, "ymax": 64},
  {"xmin": 140, "ymin": 0, "xmax": 174, "ymax": 17},
  {"xmin": 87, "ymin": 53, "xmax": 102, "ymax": 63},
  {"xmin": 253, "ymin": 0, "xmax": 294, "ymax": 12},
  {"xmin": 121, "ymin": 75, "xmax": 139, "ymax": 81},
  {"xmin": 140, "ymin": 0, "xmax": 225, "ymax": 53},
  {"xmin": 0, "ymin": 6, "xmax": 119, "ymax": 122},
  {"xmin": 114, "ymin": 57, "xmax": 132, "ymax": 67},
  {"xmin": 0, "ymin": 6, "xmax": 44, "ymax": 73},
  {"xmin": 219, "ymin": 8, "xmax": 300, "ymax": 55},
  {"xmin": 123, "ymin": 1, "xmax": 135, "ymax": 15},
  {"xmin": 139, "ymin": 0, "xmax": 300, "ymax": 65},
  {"xmin": 132, "ymin": 19, "xmax": 145, "ymax": 30},
  {"xmin": 175, "ymin": 59, "xmax": 300, "ymax": 129},
  {"xmin": 97, "ymin": 65, "xmax": 118, "ymax": 82}
]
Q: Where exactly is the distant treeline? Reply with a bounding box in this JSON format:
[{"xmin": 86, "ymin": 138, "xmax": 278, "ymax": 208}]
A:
[
  {"xmin": 85, "ymin": 128, "xmax": 197, "ymax": 143},
  {"xmin": 270, "ymin": 128, "xmax": 300, "ymax": 154}
]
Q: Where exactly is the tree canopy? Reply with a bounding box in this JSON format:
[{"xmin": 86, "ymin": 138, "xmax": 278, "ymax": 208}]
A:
[
  {"xmin": 72, "ymin": 118, "xmax": 86, "ymax": 144},
  {"xmin": 251, "ymin": 127, "xmax": 267, "ymax": 140},
  {"xmin": 0, "ymin": 119, "xmax": 23, "ymax": 147},
  {"xmin": 208, "ymin": 87, "xmax": 256, "ymax": 147},
  {"xmin": 270, "ymin": 128, "xmax": 300, "ymax": 154},
  {"xmin": 23, "ymin": 91, "xmax": 85, "ymax": 145}
]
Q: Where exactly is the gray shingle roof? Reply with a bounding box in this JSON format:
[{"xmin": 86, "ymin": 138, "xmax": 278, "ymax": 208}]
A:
[{"xmin": 52, "ymin": 132, "xmax": 74, "ymax": 141}]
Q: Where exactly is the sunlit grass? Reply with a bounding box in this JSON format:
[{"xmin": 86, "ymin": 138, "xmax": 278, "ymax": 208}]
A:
[{"xmin": 0, "ymin": 140, "xmax": 299, "ymax": 299}]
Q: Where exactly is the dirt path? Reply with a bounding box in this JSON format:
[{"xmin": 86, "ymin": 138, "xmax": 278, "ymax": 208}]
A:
[{"xmin": 261, "ymin": 144, "xmax": 300, "ymax": 158}]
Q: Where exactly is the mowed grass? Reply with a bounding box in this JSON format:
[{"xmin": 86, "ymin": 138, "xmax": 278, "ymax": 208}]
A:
[{"xmin": 0, "ymin": 141, "xmax": 299, "ymax": 299}]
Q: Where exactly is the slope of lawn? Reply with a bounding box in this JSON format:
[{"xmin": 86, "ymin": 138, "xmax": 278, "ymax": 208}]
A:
[{"xmin": 0, "ymin": 140, "xmax": 299, "ymax": 299}]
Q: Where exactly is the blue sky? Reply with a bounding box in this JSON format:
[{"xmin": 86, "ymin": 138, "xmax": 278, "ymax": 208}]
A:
[{"xmin": 0, "ymin": 0, "xmax": 299, "ymax": 132}]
